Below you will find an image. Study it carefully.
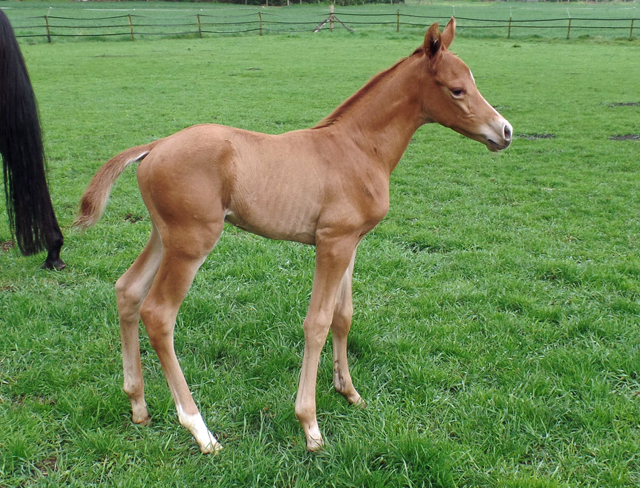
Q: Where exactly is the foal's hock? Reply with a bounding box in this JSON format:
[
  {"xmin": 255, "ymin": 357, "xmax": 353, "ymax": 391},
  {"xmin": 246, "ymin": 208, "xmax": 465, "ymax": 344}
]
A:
[{"xmin": 75, "ymin": 19, "xmax": 512, "ymax": 453}]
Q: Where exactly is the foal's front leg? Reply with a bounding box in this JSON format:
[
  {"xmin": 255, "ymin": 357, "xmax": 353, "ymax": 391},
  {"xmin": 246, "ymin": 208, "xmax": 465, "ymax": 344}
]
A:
[
  {"xmin": 295, "ymin": 234, "xmax": 359, "ymax": 451},
  {"xmin": 331, "ymin": 250, "xmax": 364, "ymax": 406}
]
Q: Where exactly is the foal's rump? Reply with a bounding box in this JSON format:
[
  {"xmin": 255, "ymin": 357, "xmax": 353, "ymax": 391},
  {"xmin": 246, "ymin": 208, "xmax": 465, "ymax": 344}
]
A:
[{"xmin": 74, "ymin": 125, "xmax": 241, "ymax": 232}]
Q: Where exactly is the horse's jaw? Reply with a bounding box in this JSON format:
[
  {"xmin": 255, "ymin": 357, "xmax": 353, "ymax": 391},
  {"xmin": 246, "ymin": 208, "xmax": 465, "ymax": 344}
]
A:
[{"xmin": 452, "ymin": 117, "xmax": 513, "ymax": 152}]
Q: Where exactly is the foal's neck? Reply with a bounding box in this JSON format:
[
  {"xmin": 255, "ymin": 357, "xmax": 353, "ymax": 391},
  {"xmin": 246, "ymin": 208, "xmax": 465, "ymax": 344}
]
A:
[{"xmin": 315, "ymin": 54, "xmax": 426, "ymax": 175}]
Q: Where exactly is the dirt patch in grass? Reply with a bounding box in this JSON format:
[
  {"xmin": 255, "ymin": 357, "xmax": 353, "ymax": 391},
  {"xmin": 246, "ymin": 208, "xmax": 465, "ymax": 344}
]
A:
[
  {"xmin": 517, "ymin": 133, "xmax": 556, "ymax": 140},
  {"xmin": 1, "ymin": 240, "xmax": 15, "ymax": 252},
  {"xmin": 36, "ymin": 455, "xmax": 58, "ymax": 477},
  {"xmin": 94, "ymin": 54, "xmax": 136, "ymax": 58},
  {"xmin": 124, "ymin": 213, "xmax": 144, "ymax": 223},
  {"xmin": 609, "ymin": 134, "xmax": 640, "ymax": 141}
]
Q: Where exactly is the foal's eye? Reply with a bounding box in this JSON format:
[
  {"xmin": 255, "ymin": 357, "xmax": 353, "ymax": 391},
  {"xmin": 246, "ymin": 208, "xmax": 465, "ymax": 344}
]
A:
[{"xmin": 451, "ymin": 88, "xmax": 465, "ymax": 98}]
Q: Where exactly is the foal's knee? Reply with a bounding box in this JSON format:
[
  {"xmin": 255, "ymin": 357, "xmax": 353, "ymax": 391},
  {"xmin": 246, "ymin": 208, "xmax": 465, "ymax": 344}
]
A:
[
  {"xmin": 331, "ymin": 303, "xmax": 353, "ymax": 335},
  {"xmin": 139, "ymin": 300, "xmax": 172, "ymax": 350},
  {"xmin": 303, "ymin": 311, "xmax": 333, "ymax": 349}
]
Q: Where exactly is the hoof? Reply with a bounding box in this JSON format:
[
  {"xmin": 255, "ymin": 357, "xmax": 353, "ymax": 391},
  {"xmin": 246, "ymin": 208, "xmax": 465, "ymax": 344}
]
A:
[
  {"xmin": 352, "ymin": 397, "xmax": 367, "ymax": 409},
  {"xmin": 42, "ymin": 257, "xmax": 66, "ymax": 271},
  {"xmin": 130, "ymin": 398, "xmax": 150, "ymax": 425},
  {"xmin": 201, "ymin": 439, "xmax": 223, "ymax": 455},
  {"xmin": 198, "ymin": 428, "xmax": 222, "ymax": 454},
  {"xmin": 338, "ymin": 388, "xmax": 366, "ymax": 407},
  {"xmin": 306, "ymin": 435, "xmax": 324, "ymax": 452},
  {"xmin": 132, "ymin": 412, "xmax": 151, "ymax": 426}
]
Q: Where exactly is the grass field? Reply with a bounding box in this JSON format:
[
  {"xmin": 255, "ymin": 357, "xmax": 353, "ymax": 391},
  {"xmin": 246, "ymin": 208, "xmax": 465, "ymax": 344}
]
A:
[
  {"xmin": 2, "ymin": 1, "xmax": 640, "ymax": 41},
  {"xmin": 1, "ymin": 6, "xmax": 640, "ymax": 487}
]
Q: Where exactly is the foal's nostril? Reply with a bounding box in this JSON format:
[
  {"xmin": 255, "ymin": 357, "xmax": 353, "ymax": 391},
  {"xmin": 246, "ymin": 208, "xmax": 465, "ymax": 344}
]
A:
[{"xmin": 504, "ymin": 124, "xmax": 512, "ymax": 141}]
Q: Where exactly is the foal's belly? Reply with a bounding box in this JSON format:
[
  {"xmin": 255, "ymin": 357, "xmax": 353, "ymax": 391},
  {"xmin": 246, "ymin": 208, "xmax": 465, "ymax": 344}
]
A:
[
  {"xmin": 224, "ymin": 208, "xmax": 317, "ymax": 245},
  {"xmin": 224, "ymin": 187, "xmax": 320, "ymax": 245}
]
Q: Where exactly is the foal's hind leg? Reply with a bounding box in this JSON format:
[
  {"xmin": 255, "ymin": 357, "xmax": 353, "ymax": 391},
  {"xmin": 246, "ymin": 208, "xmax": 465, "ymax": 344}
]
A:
[
  {"xmin": 139, "ymin": 224, "xmax": 223, "ymax": 454},
  {"xmin": 331, "ymin": 249, "xmax": 364, "ymax": 406},
  {"xmin": 115, "ymin": 225, "xmax": 163, "ymax": 425}
]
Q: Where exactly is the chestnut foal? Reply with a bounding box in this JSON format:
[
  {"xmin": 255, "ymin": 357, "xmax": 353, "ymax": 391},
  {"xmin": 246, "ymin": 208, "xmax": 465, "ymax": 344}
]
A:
[{"xmin": 75, "ymin": 19, "xmax": 512, "ymax": 453}]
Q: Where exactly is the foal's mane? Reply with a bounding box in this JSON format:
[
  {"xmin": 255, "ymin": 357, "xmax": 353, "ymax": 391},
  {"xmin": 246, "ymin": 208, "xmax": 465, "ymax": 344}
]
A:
[{"xmin": 312, "ymin": 53, "xmax": 417, "ymax": 129}]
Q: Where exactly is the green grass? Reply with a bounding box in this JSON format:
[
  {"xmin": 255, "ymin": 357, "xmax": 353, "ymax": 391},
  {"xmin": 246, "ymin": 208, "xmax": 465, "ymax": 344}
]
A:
[
  {"xmin": 3, "ymin": 1, "xmax": 639, "ymax": 41},
  {"xmin": 1, "ymin": 19, "xmax": 640, "ymax": 488}
]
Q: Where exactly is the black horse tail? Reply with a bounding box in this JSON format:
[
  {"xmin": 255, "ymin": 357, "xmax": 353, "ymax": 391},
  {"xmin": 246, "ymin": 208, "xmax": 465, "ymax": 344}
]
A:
[{"xmin": 0, "ymin": 10, "xmax": 64, "ymax": 269}]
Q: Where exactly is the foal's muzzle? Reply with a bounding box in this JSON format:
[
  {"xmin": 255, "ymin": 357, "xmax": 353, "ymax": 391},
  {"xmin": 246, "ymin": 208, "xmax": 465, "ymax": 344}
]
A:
[{"xmin": 486, "ymin": 119, "xmax": 513, "ymax": 152}]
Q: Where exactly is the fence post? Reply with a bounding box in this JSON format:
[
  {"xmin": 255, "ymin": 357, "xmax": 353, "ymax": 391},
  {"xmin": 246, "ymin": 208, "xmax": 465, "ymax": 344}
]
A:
[
  {"xmin": 330, "ymin": 4, "xmax": 334, "ymax": 31},
  {"xmin": 259, "ymin": 12, "xmax": 262, "ymax": 36},
  {"xmin": 566, "ymin": 17, "xmax": 572, "ymax": 39},
  {"xmin": 44, "ymin": 15, "xmax": 52, "ymax": 44},
  {"xmin": 397, "ymin": 9, "xmax": 400, "ymax": 32},
  {"xmin": 197, "ymin": 14, "xmax": 202, "ymax": 38},
  {"xmin": 630, "ymin": 19, "xmax": 635, "ymax": 41},
  {"xmin": 507, "ymin": 15, "xmax": 512, "ymax": 39},
  {"xmin": 128, "ymin": 14, "xmax": 135, "ymax": 41}
]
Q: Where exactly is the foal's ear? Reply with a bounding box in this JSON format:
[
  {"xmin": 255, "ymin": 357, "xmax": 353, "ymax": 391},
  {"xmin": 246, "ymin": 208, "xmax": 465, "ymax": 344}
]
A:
[
  {"xmin": 423, "ymin": 22, "xmax": 442, "ymax": 59},
  {"xmin": 441, "ymin": 17, "xmax": 456, "ymax": 49}
]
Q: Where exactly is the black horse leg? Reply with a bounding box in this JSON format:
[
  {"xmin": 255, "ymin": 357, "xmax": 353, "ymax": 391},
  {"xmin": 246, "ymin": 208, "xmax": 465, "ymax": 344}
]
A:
[
  {"xmin": 41, "ymin": 206, "xmax": 65, "ymax": 270},
  {"xmin": 42, "ymin": 223, "xmax": 65, "ymax": 270}
]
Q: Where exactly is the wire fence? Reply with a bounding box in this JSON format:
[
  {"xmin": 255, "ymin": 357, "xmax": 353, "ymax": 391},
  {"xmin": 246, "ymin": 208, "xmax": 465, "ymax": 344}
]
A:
[{"xmin": 7, "ymin": 8, "xmax": 639, "ymax": 42}]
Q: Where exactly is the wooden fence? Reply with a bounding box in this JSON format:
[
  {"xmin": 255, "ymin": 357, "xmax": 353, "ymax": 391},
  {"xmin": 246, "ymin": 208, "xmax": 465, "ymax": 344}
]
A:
[{"xmin": 8, "ymin": 9, "xmax": 638, "ymax": 42}]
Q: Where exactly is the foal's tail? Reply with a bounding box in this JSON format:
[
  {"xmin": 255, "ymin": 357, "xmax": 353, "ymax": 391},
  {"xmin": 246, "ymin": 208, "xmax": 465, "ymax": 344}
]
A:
[
  {"xmin": 73, "ymin": 140, "xmax": 164, "ymax": 230},
  {"xmin": 0, "ymin": 10, "xmax": 62, "ymax": 257}
]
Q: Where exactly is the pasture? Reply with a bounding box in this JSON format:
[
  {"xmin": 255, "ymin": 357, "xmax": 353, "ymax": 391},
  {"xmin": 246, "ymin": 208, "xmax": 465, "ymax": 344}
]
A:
[
  {"xmin": 1, "ymin": 7, "xmax": 640, "ymax": 487},
  {"xmin": 2, "ymin": 1, "xmax": 640, "ymax": 41}
]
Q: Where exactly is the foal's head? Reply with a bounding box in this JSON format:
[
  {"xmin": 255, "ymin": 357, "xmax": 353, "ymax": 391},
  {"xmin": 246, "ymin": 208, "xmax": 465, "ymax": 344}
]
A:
[{"xmin": 417, "ymin": 18, "xmax": 512, "ymax": 152}]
